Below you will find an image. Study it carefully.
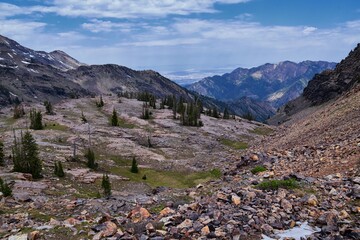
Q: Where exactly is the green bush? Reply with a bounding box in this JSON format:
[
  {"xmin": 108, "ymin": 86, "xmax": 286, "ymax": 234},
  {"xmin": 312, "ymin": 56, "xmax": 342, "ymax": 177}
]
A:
[
  {"xmin": 256, "ymin": 179, "xmax": 298, "ymax": 190},
  {"xmin": 251, "ymin": 165, "xmax": 267, "ymax": 174},
  {"xmin": 0, "ymin": 177, "xmax": 12, "ymax": 197}
]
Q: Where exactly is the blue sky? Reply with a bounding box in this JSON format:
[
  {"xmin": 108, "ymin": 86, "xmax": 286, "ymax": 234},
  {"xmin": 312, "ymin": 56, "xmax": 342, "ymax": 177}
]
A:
[{"xmin": 1, "ymin": 0, "xmax": 360, "ymax": 83}]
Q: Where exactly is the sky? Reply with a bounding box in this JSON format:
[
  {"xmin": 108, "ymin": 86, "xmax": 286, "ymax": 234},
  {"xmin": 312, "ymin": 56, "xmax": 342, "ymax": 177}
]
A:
[{"xmin": 1, "ymin": 0, "xmax": 360, "ymax": 84}]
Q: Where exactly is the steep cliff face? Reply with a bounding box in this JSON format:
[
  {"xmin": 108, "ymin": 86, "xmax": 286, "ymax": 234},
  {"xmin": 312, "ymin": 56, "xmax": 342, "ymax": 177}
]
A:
[{"xmin": 302, "ymin": 44, "xmax": 360, "ymax": 105}]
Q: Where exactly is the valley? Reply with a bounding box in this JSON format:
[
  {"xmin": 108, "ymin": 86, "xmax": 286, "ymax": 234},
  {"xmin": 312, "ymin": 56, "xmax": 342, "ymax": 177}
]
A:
[{"xmin": 0, "ymin": 35, "xmax": 359, "ymax": 240}]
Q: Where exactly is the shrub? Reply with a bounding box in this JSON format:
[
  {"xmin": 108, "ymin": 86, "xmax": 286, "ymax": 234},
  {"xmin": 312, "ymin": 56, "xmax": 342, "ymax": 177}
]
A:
[
  {"xmin": 0, "ymin": 177, "xmax": 12, "ymax": 197},
  {"xmin": 251, "ymin": 165, "xmax": 267, "ymax": 174},
  {"xmin": 81, "ymin": 111, "xmax": 87, "ymax": 123}
]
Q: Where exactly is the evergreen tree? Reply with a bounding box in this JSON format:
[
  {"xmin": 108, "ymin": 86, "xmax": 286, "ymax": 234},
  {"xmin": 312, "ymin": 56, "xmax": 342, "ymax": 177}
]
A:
[
  {"xmin": 242, "ymin": 111, "xmax": 255, "ymax": 121},
  {"xmin": 13, "ymin": 104, "xmax": 25, "ymax": 119},
  {"xmin": 101, "ymin": 174, "xmax": 111, "ymax": 198},
  {"xmin": 130, "ymin": 156, "xmax": 139, "ymax": 173},
  {"xmin": 111, "ymin": 108, "xmax": 119, "ymax": 126},
  {"xmin": 12, "ymin": 131, "xmax": 42, "ymax": 179},
  {"xmin": 0, "ymin": 177, "xmax": 12, "ymax": 197},
  {"xmin": 54, "ymin": 161, "xmax": 65, "ymax": 177},
  {"xmin": 85, "ymin": 148, "xmax": 97, "ymax": 169},
  {"xmin": 211, "ymin": 107, "xmax": 219, "ymax": 118},
  {"xmin": 223, "ymin": 107, "xmax": 230, "ymax": 119},
  {"xmin": 29, "ymin": 109, "xmax": 43, "ymax": 130},
  {"xmin": 96, "ymin": 95, "xmax": 104, "ymax": 107},
  {"xmin": 141, "ymin": 103, "xmax": 151, "ymax": 119},
  {"xmin": 44, "ymin": 101, "xmax": 54, "ymax": 115},
  {"xmin": 0, "ymin": 140, "xmax": 4, "ymax": 166}
]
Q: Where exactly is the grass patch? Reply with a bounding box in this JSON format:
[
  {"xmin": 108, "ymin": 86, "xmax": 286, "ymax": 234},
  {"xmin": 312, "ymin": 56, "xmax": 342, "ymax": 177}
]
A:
[
  {"xmin": 110, "ymin": 156, "xmax": 132, "ymax": 166},
  {"xmin": 249, "ymin": 126, "xmax": 274, "ymax": 136},
  {"xmin": 28, "ymin": 209, "xmax": 53, "ymax": 222},
  {"xmin": 220, "ymin": 138, "xmax": 248, "ymax": 150},
  {"xmin": 44, "ymin": 122, "xmax": 69, "ymax": 131},
  {"xmin": 118, "ymin": 118, "xmax": 136, "ymax": 129},
  {"xmin": 251, "ymin": 165, "xmax": 267, "ymax": 174},
  {"xmin": 109, "ymin": 165, "xmax": 222, "ymax": 189},
  {"xmin": 149, "ymin": 203, "xmax": 166, "ymax": 214},
  {"xmin": 256, "ymin": 179, "xmax": 298, "ymax": 190},
  {"xmin": 4, "ymin": 117, "xmax": 17, "ymax": 126}
]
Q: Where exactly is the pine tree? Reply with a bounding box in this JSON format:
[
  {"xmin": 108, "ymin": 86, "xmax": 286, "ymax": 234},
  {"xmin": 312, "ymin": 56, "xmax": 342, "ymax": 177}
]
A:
[
  {"xmin": 44, "ymin": 101, "xmax": 54, "ymax": 115},
  {"xmin": 12, "ymin": 131, "xmax": 42, "ymax": 179},
  {"xmin": 0, "ymin": 177, "xmax": 12, "ymax": 197},
  {"xmin": 96, "ymin": 95, "xmax": 104, "ymax": 107},
  {"xmin": 130, "ymin": 156, "xmax": 139, "ymax": 173},
  {"xmin": 223, "ymin": 107, "xmax": 230, "ymax": 119},
  {"xmin": 54, "ymin": 161, "xmax": 65, "ymax": 177},
  {"xmin": 101, "ymin": 174, "xmax": 111, "ymax": 198},
  {"xmin": 0, "ymin": 140, "xmax": 4, "ymax": 166},
  {"xmin": 212, "ymin": 107, "xmax": 219, "ymax": 118},
  {"xmin": 111, "ymin": 108, "xmax": 119, "ymax": 126},
  {"xmin": 54, "ymin": 161, "xmax": 58, "ymax": 175},
  {"xmin": 85, "ymin": 148, "xmax": 97, "ymax": 169},
  {"xmin": 29, "ymin": 109, "xmax": 43, "ymax": 130}
]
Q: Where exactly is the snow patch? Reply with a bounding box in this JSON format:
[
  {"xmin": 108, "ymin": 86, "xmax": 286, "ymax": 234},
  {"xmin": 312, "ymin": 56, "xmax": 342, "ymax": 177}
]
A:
[
  {"xmin": 22, "ymin": 60, "xmax": 31, "ymax": 64},
  {"xmin": 10, "ymin": 92, "xmax": 18, "ymax": 97},
  {"xmin": 0, "ymin": 57, "xmax": 4, "ymax": 60},
  {"xmin": 29, "ymin": 68, "xmax": 39, "ymax": 73},
  {"xmin": 262, "ymin": 222, "xmax": 320, "ymax": 240},
  {"xmin": 251, "ymin": 71, "xmax": 262, "ymax": 80},
  {"xmin": 0, "ymin": 64, "xmax": 17, "ymax": 69},
  {"xmin": 267, "ymin": 91, "xmax": 285, "ymax": 101},
  {"xmin": 7, "ymin": 53, "xmax": 13, "ymax": 58}
]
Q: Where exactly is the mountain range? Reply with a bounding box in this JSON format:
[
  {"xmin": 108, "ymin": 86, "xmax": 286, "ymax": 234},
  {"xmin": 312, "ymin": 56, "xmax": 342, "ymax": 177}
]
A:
[
  {"xmin": 269, "ymin": 43, "xmax": 360, "ymax": 125},
  {"xmin": 0, "ymin": 35, "xmax": 194, "ymax": 107},
  {"xmin": 187, "ymin": 61, "xmax": 337, "ymax": 110}
]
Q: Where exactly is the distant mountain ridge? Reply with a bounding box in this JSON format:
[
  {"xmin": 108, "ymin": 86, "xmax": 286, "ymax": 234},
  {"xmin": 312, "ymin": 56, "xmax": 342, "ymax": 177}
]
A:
[
  {"xmin": 269, "ymin": 43, "xmax": 360, "ymax": 125},
  {"xmin": 0, "ymin": 35, "xmax": 195, "ymax": 106},
  {"xmin": 187, "ymin": 60, "xmax": 336, "ymax": 108}
]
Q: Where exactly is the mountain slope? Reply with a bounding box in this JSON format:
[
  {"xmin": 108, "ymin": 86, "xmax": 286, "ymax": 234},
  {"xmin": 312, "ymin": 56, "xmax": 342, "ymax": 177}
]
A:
[
  {"xmin": 227, "ymin": 97, "xmax": 276, "ymax": 122},
  {"xmin": 68, "ymin": 64, "xmax": 191, "ymax": 99},
  {"xmin": 269, "ymin": 43, "xmax": 360, "ymax": 125},
  {"xmin": 187, "ymin": 61, "xmax": 336, "ymax": 108},
  {"xmin": 0, "ymin": 35, "xmax": 194, "ymax": 106}
]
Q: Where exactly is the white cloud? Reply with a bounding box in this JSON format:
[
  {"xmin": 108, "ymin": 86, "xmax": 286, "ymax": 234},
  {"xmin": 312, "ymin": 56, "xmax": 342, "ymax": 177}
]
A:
[
  {"xmin": 0, "ymin": 19, "xmax": 46, "ymax": 39},
  {"xmin": 122, "ymin": 38, "xmax": 203, "ymax": 47},
  {"xmin": 0, "ymin": 1, "xmax": 251, "ymax": 19},
  {"xmin": 82, "ymin": 19, "xmax": 138, "ymax": 33}
]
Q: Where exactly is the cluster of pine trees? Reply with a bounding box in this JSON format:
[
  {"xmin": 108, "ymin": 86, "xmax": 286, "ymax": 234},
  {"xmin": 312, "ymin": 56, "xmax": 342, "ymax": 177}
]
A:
[{"xmin": 12, "ymin": 131, "xmax": 42, "ymax": 179}]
